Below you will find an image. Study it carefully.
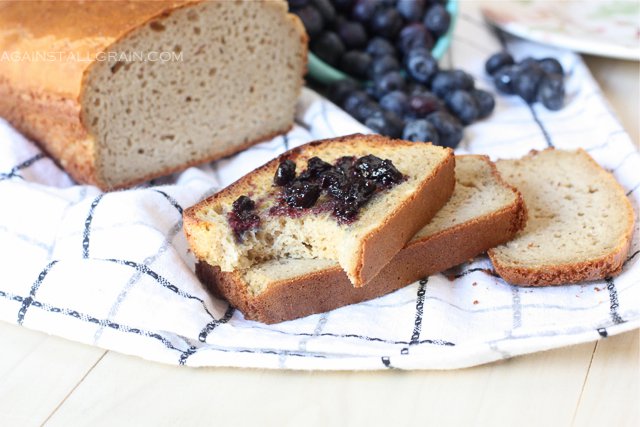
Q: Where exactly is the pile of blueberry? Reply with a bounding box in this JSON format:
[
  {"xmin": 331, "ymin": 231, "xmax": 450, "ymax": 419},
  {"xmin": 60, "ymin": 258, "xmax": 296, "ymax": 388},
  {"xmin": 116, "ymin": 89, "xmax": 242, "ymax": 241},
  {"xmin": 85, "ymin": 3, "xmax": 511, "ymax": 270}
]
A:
[
  {"xmin": 486, "ymin": 51, "xmax": 566, "ymax": 110},
  {"xmin": 272, "ymin": 154, "xmax": 404, "ymax": 222}
]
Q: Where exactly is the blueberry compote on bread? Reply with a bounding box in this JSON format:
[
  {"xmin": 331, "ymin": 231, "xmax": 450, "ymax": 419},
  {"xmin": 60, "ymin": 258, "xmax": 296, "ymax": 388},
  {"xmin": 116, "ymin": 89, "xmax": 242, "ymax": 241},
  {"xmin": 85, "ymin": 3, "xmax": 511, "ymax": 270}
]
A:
[{"xmin": 227, "ymin": 154, "xmax": 406, "ymax": 240}]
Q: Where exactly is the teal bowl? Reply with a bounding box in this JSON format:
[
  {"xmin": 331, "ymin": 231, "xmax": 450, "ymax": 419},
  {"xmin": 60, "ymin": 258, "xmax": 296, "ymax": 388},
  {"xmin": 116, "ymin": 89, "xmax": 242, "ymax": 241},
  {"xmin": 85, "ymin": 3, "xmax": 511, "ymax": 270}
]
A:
[{"xmin": 307, "ymin": 0, "xmax": 459, "ymax": 85}]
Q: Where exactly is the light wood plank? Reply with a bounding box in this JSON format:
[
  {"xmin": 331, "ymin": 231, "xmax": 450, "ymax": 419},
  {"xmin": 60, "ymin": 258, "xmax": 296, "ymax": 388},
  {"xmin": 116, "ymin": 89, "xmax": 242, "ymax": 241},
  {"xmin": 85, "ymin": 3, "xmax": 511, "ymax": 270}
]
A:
[
  {"xmin": 573, "ymin": 330, "xmax": 639, "ymax": 427},
  {"xmin": 0, "ymin": 322, "xmax": 106, "ymax": 427},
  {"xmin": 45, "ymin": 339, "xmax": 596, "ymax": 427}
]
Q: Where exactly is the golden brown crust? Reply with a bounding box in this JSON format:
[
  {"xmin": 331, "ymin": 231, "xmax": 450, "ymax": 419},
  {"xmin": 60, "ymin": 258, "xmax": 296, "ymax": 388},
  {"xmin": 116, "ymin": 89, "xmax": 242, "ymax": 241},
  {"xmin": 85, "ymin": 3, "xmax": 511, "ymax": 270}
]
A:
[
  {"xmin": 196, "ymin": 156, "xmax": 528, "ymax": 324},
  {"xmin": 0, "ymin": 0, "xmax": 305, "ymax": 190},
  {"xmin": 487, "ymin": 148, "xmax": 635, "ymax": 286}
]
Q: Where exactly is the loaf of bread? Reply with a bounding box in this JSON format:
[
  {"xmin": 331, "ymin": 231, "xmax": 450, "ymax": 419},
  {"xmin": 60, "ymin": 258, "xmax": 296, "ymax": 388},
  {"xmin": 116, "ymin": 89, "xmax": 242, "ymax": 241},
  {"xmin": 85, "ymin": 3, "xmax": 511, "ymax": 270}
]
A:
[
  {"xmin": 183, "ymin": 134, "xmax": 456, "ymax": 287},
  {"xmin": 196, "ymin": 155, "xmax": 527, "ymax": 324},
  {"xmin": 488, "ymin": 149, "xmax": 635, "ymax": 286},
  {"xmin": 0, "ymin": 1, "xmax": 306, "ymax": 189}
]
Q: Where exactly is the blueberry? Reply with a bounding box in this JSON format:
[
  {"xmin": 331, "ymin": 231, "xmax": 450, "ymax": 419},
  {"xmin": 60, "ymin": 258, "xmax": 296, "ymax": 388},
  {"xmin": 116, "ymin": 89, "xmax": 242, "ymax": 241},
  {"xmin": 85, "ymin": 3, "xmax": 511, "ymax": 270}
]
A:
[
  {"xmin": 396, "ymin": 0, "xmax": 426, "ymax": 22},
  {"xmin": 232, "ymin": 195, "xmax": 256, "ymax": 213},
  {"xmin": 333, "ymin": 0, "xmax": 354, "ymax": 13},
  {"xmin": 402, "ymin": 119, "xmax": 440, "ymax": 144},
  {"xmin": 485, "ymin": 51, "xmax": 515, "ymax": 76},
  {"xmin": 293, "ymin": 5, "xmax": 324, "ymax": 38},
  {"xmin": 369, "ymin": 54, "xmax": 400, "ymax": 79},
  {"xmin": 379, "ymin": 90, "xmax": 409, "ymax": 116},
  {"xmin": 423, "ymin": 4, "xmax": 450, "ymax": 37},
  {"xmin": 284, "ymin": 180, "xmax": 321, "ymax": 209},
  {"xmin": 355, "ymin": 155, "xmax": 403, "ymax": 186},
  {"xmin": 514, "ymin": 65, "xmax": 544, "ymax": 103},
  {"xmin": 351, "ymin": 0, "xmax": 380, "ymax": 24},
  {"xmin": 327, "ymin": 79, "xmax": 360, "ymax": 105},
  {"xmin": 337, "ymin": 20, "xmax": 368, "ymax": 49},
  {"xmin": 366, "ymin": 37, "xmax": 397, "ymax": 58},
  {"xmin": 519, "ymin": 57, "xmax": 539, "ymax": 69},
  {"xmin": 353, "ymin": 99, "xmax": 384, "ymax": 122},
  {"xmin": 407, "ymin": 92, "xmax": 442, "ymax": 118},
  {"xmin": 493, "ymin": 64, "xmax": 519, "ymax": 94},
  {"xmin": 405, "ymin": 47, "xmax": 439, "ymax": 84},
  {"xmin": 342, "ymin": 90, "xmax": 371, "ymax": 116},
  {"xmin": 407, "ymin": 81, "xmax": 429, "ymax": 95},
  {"xmin": 311, "ymin": 31, "xmax": 345, "ymax": 66},
  {"xmin": 397, "ymin": 23, "xmax": 434, "ymax": 56},
  {"xmin": 538, "ymin": 74, "xmax": 565, "ymax": 111},
  {"xmin": 445, "ymin": 90, "xmax": 479, "ymax": 125},
  {"xmin": 364, "ymin": 110, "xmax": 404, "ymax": 138},
  {"xmin": 427, "ymin": 111, "xmax": 464, "ymax": 148},
  {"xmin": 470, "ymin": 89, "xmax": 495, "ymax": 119},
  {"xmin": 537, "ymin": 57, "xmax": 564, "ymax": 76},
  {"xmin": 311, "ymin": 0, "xmax": 336, "ymax": 25},
  {"xmin": 288, "ymin": 0, "xmax": 310, "ymax": 8},
  {"xmin": 374, "ymin": 71, "xmax": 406, "ymax": 97},
  {"xmin": 430, "ymin": 70, "xmax": 474, "ymax": 98},
  {"xmin": 370, "ymin": 8, "xmax": 403, "ymax": 39},
  {"xmin": 274, "ymin": 159, "xmax": 297, "ymax": 186},
  {"xmin": 339, "ymin": 50, "xmax": 372, "ymax": 79},
  {"xmin": 333, "ymin": 177, "xmax": 377, "ymax": 221}
]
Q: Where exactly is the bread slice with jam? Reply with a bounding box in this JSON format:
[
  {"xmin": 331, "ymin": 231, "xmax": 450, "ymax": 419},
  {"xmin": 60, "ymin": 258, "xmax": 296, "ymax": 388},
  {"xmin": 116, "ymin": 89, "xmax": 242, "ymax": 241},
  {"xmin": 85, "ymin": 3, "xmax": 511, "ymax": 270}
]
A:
[{"xmin": 183, "ymin": 133, "xmax": 455, "ymax": 287}]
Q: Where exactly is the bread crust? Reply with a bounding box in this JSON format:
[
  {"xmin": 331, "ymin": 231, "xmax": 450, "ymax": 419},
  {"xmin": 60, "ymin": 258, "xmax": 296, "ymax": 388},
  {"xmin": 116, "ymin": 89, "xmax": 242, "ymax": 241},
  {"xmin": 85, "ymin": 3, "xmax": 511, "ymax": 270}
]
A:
[
  {"xmin": 0, "ymin": 0, "xmax": 307, "ymax": 190},
  {"xmin": 488, "ymin": 148, "xmax": 635, "ymax": 286},
  {"xmin": 196, "ymin": 155, "xmax": 527, "ymax": 324}
]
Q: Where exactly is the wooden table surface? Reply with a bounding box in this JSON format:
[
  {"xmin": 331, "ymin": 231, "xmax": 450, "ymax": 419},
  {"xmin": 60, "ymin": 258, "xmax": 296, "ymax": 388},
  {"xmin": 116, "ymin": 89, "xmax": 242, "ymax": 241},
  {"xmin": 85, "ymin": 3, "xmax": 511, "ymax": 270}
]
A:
[{"xmin": 1, "ymin": 57, "xmax": 638, "ymax": 427}]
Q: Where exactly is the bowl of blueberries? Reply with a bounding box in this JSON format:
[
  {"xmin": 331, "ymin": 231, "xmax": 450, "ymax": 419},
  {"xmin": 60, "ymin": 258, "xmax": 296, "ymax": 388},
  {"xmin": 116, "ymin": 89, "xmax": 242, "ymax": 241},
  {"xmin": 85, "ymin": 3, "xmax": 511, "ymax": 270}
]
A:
[{"xmin": 289, "ymin": 0, "xmax": 566, "ymax": 150}]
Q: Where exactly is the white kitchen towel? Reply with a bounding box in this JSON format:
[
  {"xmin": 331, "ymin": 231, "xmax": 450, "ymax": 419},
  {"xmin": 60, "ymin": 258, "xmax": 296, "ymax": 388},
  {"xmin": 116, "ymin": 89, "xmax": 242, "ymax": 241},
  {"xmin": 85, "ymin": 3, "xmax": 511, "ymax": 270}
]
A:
[{"xmin": 1, "ymin": 5, "xmax": 638, "ymax": 370}]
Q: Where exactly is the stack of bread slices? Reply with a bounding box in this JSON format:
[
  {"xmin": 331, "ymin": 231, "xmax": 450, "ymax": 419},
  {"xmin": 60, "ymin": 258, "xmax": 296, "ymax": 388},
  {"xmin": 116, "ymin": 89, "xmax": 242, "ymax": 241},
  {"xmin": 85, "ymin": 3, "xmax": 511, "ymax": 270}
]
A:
[{"xmin": 184, "ymin": 134, "xmax": 635, "ymax": 324}]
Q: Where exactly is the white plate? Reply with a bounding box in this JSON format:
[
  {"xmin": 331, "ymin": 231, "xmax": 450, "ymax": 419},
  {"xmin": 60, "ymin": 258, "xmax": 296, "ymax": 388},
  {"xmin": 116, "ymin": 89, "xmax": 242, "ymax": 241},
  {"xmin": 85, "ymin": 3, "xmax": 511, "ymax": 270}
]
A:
[{"xmin": 481, "ymin": 0, "xmax": 640, "ymax": 61}]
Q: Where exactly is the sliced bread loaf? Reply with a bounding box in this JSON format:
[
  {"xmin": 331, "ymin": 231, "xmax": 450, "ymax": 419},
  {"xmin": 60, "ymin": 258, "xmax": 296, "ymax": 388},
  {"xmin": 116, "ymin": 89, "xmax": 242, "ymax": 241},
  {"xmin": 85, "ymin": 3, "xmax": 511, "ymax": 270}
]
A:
[
  {"xmin": 196, "ymin": 155, "xmax": 527, "ymax": 323},
  {"xmin": 488, "ymin": 149, "xmax": 635, "ymax": 286},
  {"xmin": 0, "ymin": 1, "xmax": 306, "ymax": 189},
  {"xmin": 183, "ymin": 134, "xmax": 455, "ymax": 287}
]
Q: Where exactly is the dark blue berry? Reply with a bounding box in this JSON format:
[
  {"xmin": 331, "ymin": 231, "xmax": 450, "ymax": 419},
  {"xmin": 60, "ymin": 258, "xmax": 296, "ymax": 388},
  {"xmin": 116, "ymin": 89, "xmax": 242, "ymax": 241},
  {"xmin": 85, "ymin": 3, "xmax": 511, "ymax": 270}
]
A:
[
  {"xmin": 337, "ymin": 20, "xmax": 368, "ymax": 49},
  {"xmin": 537, "ymin": 57, "xmax": 564, "ymax": 76},
  {"xmin": 288, "ymin": 0, "xmax": 310, "ymax": 8},
  {"xmin": 339, "ymin": 50, "xmax": 372, "ymax": 78},
  {"xmin": 274, "ymin": 159, "xmax": 297, "ymax": 186},
  {"xmin": 293, "ymin": 6, "xmax": 324, "ymax": 38},
  {"xmin": 370, "ymin": 8, "xmax": 403, "ymax": 39},
  {"xmin": 519, "ymin": 57, "xmax": 539, "ymax": 69},
  {"xmin": 374, "ymin": 71, "xmax": 406, "ymax": 97},
  {"xmin": 369, "ymin": 54, "xmax": 400, "ymax": 79},
  {"xmin": 342, "ymin": 90, "xmax": 371, "ymax": 116},
  {"xmin": 355, "ymin": 154, "xmax": 403, "ymax": 186},
  {"xmin": 396, "ymin": 0, "xmax": 426, "ymax": 22},
  {"xmin": 538, "ymin": 74, "xmax": 565, "ymax": 111},
  {"xmin": 353, "ymin": 99, "xmax": 384, "ymax": 122},
  {"xmin": 431, "ymin": 69, "xmax": 474, "ymax": 98},
  {"xmin": 407, "ymin": 81, "xmax": 429, "ymax": 95},
  {"xmin": 445, "ymin": 90, "xmax": 479, "ymax": 125},
  {"xmin": 311, "ymin": 0, "xmax": 336, "ymax": 24},
  {"xmin": 327, "ymin": 79, "xmax": 359, "ymax": 105},
  {"xmin": 366, "ymin": 37, "xmax": 397, "ymax": 58},
  {"xmin": 397, "ymin": 23, "xmax": 434, "ymax": 56},
  {"xmin": 351, "ymin": 0, "xmax": 380, "ymax": 24},
  {"xmin": 423, "ymin": 4, "xmax": 450, "ymax": 37},
  {"xmin": 379, "ymin": 90, "xmax": 409, "ymax": 116},
  {"xmin": 333, "ymin": 0, "xmax": 354, "ymax": 13},
  {"xmin": 402, "ymin": 119, "xmax": 440, "ymax": 144},
  {"xmin": 405, "ymin": 47, "xmax": 439, "ymax": 84},
  {"xmin": 485, "ymin": 51, "xmax": 515, "ymax": 76},
  {"xmin": 407, "ymin": 92, "xmax": 442, "ymax": 118},
  {"xmin": 364, "ymin": 110, "xmax": 404, "ymax": 138},
  {"xmin": 514, "ymin": 65, "xmax": 544, "ymax": 103},
  {"xmin": 311, "ymin": 31, "xmax": 345, "ymax": 66},
  {"xmin": 285, "ymin": 180, "xmax": 321, "ymax": 209},
  {"xmin": 493, "ymin": 64, "xmax": 519, "ymax": 94},
  {"xmin": 427, "ymin": 111, "xmax": 464, "ymax": 148},
  {"xmin": 470, "ymin": 89, "xmax": 495, "ymax": 119},
  {"xmin": 232, "ymin": 195, "xmax": 256, "ymax": 213}
]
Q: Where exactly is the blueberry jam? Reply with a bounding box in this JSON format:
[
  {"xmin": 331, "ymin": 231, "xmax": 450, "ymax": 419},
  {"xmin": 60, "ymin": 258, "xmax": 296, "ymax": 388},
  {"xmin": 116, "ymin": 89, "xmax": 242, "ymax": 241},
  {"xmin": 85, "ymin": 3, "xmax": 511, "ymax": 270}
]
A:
[
  {"xmin": 227, "ymin": 195, "xmax": 260, "ymax": 240},
  {"xmin": 271, "ymin": 154, "xmax": 405, "ymax": 223}
]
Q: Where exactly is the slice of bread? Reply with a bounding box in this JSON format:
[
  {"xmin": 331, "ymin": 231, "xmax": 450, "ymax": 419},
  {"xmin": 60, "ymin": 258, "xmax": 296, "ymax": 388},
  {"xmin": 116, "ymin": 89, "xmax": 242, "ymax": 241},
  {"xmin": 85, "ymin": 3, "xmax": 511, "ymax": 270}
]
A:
[
  {"xmin": 0, "ymin": 1, "xmax": 306, "ymax": 189},
  {"xmin": 183, "ymin": 134, "xmax": 455, "ymax": 287},
  {"xmin": 195, "ymin": 155, "xmax": 527, "ymax": 324},
  {"xmin": 488, "ymin": 149, "xmax": 635, "ymax": 286}
]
